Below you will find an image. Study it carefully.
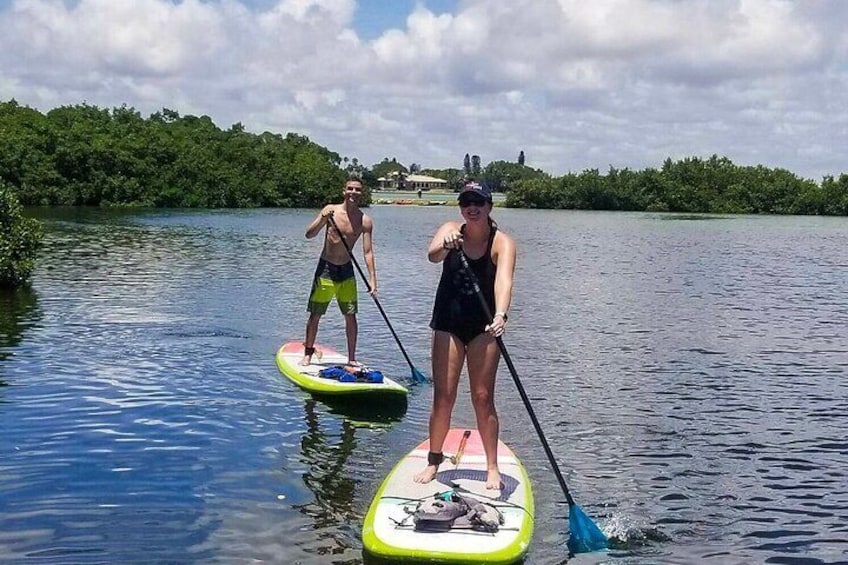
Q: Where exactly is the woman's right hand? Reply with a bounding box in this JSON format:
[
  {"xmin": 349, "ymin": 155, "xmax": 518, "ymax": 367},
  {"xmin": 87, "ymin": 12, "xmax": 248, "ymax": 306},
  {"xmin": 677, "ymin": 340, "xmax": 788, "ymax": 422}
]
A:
[{"xmin": 442, "ymin": 230, "xmax": 463, "ymax": 250}]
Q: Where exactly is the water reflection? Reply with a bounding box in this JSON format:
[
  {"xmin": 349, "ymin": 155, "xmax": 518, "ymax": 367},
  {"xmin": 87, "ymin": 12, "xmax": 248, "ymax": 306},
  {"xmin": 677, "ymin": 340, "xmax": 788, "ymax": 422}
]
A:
[
  {"xmin": 312, "ymin": 393, "xmax": 408, "ymax": 424},
  {"xmin": 0, "ymin": 285, "xmax": 40, "ymax": 371},
  {"xmin": 297, "ymin": 400, "xmax": 359, "ymax": 522},
  {"xmin": 293, "ymin": 399, "xmax": 369, "ymax": 562}
]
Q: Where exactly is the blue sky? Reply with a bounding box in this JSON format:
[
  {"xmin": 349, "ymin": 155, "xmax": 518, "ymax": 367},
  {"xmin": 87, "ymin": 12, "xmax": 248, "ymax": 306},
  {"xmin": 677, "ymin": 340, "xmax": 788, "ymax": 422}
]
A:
[
  {"xmin": 353, "ymin": 0, "xmax": 457, "ymax": 39},
  {"xmin": 1, "ymin": 0, "xmax": 847, "ymax": 180},
  {"xmin": 208, "ymin": 0, "xmax": 457, "ymax": 38}
]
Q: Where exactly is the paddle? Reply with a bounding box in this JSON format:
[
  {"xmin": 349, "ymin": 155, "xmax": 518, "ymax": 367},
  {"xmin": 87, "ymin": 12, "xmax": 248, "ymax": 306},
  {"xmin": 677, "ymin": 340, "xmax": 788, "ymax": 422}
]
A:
[
  {"xmin": 325, "ymin": 213, "xmax": 427, "ymax": 384},
  {"xmin": 457, "ymin": 251, "xmax": 608, "ymax": 553},
  {"xmin": 449, "ymin": 429, "xmax": 472, "ymax": 465}
]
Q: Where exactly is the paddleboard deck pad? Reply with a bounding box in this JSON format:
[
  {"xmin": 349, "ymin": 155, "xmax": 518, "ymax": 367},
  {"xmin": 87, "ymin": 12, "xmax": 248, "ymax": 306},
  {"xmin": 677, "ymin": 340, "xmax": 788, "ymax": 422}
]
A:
[
  {"xmin": 276, "ymin": 341, "xmax": 408, "ymax": 397},
  {"xmin": 363, "ymin": 429, "xmax": 534, "ymax": 564}
]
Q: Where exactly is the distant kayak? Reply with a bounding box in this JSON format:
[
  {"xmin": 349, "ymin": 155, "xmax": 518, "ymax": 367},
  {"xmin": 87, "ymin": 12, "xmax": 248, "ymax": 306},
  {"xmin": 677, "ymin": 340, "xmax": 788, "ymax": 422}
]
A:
[
  {"xmin": 275, "ymin": 341, "xmax": 408, "ymax": 397},
  {"xmin": 362, "ymin": 429, "xmax": 534, "ymax": 564}
]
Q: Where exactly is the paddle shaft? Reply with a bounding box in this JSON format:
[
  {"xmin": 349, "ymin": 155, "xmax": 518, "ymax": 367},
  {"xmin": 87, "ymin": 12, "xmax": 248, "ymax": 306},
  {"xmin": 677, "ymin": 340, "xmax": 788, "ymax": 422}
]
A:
[
  {"xmin": 325, "ymin": 213, "xmax": 418, "ymax": 372},
  {"xmin": 457, "ymin": 251, "xmax": 577, "ymax": 507}
]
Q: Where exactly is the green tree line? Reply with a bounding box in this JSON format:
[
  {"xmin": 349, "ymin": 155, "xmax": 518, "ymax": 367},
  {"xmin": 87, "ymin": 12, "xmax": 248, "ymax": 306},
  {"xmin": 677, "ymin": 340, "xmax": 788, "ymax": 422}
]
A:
[
  {"xmin": 0, "ymin": 100, "xmax": 351, "ymax": 208},
  {"xmin": 3, "ymin": 99, "xmax": 847, "ymax": 216},
  {"xmin": 506, "ymin": 156, "xmax": 848, "ymax": 215}
]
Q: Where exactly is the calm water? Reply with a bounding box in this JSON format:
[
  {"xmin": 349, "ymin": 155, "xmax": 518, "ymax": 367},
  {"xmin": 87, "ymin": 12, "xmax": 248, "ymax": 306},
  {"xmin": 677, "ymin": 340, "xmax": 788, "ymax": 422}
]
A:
[{"xmin": 2, "ymin": 207, "xmax": 847, "ymax": 564}]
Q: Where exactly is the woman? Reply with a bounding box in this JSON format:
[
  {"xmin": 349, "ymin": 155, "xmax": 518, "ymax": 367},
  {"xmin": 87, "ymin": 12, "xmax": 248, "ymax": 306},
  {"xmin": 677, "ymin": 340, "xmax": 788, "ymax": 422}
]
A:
[{"xmin": 413, "ymin": 182, "xmax": 516, "ymax": 490}]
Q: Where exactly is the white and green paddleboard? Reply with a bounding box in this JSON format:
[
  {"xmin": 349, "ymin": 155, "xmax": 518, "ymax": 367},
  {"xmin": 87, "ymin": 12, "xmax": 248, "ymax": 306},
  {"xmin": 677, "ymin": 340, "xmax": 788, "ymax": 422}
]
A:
[
  {"xmin": 275, "ymin": 341, "xmax": 408, "ymax": 398},
  {"xmin": 363, "ymin": 428, "xmax": 534, "ymax": 564}
]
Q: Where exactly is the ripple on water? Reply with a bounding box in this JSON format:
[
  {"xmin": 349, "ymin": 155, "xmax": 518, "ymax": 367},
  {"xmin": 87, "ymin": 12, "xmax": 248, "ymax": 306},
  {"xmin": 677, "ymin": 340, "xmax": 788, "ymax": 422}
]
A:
[{"xmin": 3, "ymin": 208, "xmax": 847, "ymax": 563}]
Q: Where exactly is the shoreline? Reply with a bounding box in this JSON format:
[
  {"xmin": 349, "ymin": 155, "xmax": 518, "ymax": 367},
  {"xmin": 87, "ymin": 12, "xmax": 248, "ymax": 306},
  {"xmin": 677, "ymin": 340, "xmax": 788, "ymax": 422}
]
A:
[{"xmin": 371, "ymin": 189, "xmax": 506, "ymax": 206}]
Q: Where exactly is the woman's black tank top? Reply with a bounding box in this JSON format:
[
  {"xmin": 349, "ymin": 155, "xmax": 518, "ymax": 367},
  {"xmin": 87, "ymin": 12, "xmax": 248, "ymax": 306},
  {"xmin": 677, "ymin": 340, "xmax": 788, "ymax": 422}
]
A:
[{"xmin": 429, "ymin": 223, "xmax": 497, "ymax": 342}]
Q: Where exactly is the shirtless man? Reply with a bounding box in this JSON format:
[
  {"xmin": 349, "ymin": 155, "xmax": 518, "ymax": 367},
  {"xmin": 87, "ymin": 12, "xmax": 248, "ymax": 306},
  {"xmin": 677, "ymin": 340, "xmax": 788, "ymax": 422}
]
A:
[{"xmin": 300, "ymin": 177, "xmax": 377, "ymax": 366}]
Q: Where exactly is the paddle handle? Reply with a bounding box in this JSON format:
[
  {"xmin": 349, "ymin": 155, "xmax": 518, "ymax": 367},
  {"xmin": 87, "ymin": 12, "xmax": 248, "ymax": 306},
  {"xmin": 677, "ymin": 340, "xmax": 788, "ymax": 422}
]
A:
[
  {"xmin": 457, "ymin": 251, "xmax": 577, "ymax": 507},
  {"xmin": 324, "ymin": 213, "xmax": 417, "ymax": 372},
  {"xmin": 450, "ymin": 429, "xmax": 472, "ymax": 466}
]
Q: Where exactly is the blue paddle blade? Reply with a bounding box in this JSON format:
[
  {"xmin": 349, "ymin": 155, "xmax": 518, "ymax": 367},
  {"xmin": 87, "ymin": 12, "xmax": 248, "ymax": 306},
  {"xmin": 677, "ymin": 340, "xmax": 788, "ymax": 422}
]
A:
[
  {"xmin": 411, "ymin": 367, "xmax": 428, "ymax": 384},
  {"xmin": 567, "ymin": 503, "xmax": 608, "ymax": 554}
]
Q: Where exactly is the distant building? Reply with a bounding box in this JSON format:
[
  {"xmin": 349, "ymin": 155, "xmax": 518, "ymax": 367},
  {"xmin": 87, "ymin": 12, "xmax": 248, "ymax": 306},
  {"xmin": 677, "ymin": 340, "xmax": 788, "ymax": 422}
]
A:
[{"xmin": 377, "ymin": 172, "xmax": 448, "ymax": 191}]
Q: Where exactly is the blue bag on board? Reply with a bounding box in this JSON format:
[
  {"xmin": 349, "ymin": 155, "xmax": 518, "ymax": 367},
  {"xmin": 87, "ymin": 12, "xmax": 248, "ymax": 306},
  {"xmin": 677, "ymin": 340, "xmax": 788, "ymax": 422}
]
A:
[{"xmin": 364, "ymin": 370, "xmax": 383, "ymax": 383}]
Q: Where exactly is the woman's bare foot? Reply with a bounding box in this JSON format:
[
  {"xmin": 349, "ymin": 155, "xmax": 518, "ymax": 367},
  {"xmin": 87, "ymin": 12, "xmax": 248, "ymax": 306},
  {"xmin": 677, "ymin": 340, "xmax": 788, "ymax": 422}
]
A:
[
  {"xmin": 299, "ymin": 354, "xmax": 312, "ymax": 366},
  {"xmin": 414, "ymin": 465, "xmax": 439, "ymax": 484},
  {"xmin": 485, "ymin": 468, "xmax": 503, "ymax": 490}
]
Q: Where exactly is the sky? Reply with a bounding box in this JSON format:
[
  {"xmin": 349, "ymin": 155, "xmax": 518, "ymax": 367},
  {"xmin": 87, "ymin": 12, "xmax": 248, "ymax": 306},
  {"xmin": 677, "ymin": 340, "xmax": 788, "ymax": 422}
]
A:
[{"xmin": 1, "ymin": 0, "xmax": 846, "ymax": 180}]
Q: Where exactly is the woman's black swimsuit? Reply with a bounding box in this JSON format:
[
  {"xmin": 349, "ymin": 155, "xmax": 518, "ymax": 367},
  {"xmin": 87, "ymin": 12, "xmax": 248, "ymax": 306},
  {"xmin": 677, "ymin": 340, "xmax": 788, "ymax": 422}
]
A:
[{"xmin": 429, "ymin": 224, "xmax": 497, "ymax": 345}]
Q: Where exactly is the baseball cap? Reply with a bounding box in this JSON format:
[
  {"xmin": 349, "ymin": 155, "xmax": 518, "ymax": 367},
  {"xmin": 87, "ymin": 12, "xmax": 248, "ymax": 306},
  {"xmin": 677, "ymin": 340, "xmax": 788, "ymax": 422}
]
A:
[{"xmin": 458, "ymin": 182, "xmax": 492, "ymax": 203}]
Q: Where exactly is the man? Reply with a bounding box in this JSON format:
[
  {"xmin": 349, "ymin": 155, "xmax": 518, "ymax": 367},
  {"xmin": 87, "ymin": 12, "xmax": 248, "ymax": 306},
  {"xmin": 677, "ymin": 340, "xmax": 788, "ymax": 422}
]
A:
[{"xmin": 300, "ymin": 176, "xmax": 377, "ymax": 366}]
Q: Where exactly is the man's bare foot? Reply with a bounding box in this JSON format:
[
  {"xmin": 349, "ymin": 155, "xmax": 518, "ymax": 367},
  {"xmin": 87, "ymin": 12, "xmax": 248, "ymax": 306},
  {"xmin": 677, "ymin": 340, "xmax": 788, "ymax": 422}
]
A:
[
  {"xmin": 300, "ymin": 345, "xmax": 320, "ymax": 366},
  {"xmin": 485, "ymin": 468, "xmax": 503, "ymax": 490},
  {"xmin": 414, "ymin": 465, "xmax": 439, "ymax": 484}
]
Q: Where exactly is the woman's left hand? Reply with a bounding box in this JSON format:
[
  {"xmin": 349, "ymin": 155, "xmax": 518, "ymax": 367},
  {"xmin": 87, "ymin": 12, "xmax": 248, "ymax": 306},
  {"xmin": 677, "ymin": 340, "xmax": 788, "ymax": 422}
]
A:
[{"xmin": 485, "ymin": 314, "xmax": 506, "ymax": 337}]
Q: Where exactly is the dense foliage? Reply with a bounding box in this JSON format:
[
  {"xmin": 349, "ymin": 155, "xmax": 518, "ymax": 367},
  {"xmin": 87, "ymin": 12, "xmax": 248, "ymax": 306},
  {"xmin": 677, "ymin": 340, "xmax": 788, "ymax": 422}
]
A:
[
  {"xmin": 507, "ymin": 156, "xmax": 848, "ymax": 215},
  {"xmin": 479, "ymin": 160, "xmax": 548, "ymax": 193},
  {"xmin": 0, "ymin": 180, "xmax": 43, "ymax": 287},
  {"xmin": 0, "ymin": 100, "xmax": 352, "ymax": 208},
  {"xmin": 2, "ymin": 99, "xmax": 847, "ymax": 216},
  {"xmin": 371, "ymin": 157, "xmax": 408, "ymax": 180}
]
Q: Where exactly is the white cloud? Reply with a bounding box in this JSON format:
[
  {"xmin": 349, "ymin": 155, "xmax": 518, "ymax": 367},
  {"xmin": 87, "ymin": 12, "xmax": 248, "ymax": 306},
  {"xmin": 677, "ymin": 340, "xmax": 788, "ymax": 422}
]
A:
[{"xmin": 0, "ymin": 0, "xmax": 846, "ymax": 179}]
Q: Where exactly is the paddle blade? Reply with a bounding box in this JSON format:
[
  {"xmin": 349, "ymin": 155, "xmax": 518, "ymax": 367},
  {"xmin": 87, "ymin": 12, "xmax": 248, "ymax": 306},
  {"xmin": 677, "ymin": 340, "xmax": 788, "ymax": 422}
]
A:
[
  {"xmin": 567, "ymin": 503, "xmax": 608, "ymax": 553},
  {"xmin": 411, "ymin": 366, "xmax": 428, "ymax": 384}
]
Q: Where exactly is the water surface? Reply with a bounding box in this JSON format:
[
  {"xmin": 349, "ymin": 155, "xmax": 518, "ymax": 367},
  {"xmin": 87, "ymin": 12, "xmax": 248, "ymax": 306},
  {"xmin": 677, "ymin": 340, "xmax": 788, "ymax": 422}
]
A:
[{"xmin": 1, "ymin": 207, "xmax": 847, "ymax": 563}]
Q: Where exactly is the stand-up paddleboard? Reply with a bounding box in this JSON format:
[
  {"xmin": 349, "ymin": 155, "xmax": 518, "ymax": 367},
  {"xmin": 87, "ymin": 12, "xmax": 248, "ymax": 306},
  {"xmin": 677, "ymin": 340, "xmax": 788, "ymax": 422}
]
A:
[
  {"xmin": 363, "ymin": 429, "xmax": 534, "ymax": 564},
  {"xmin": 276, "ymin": 341, "xmax": 408, "ymax": 397}
]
